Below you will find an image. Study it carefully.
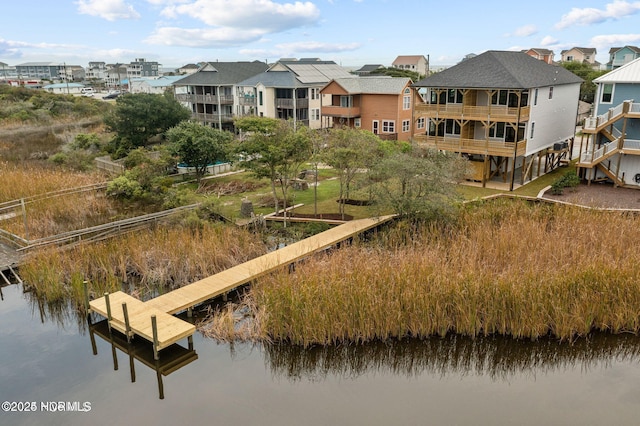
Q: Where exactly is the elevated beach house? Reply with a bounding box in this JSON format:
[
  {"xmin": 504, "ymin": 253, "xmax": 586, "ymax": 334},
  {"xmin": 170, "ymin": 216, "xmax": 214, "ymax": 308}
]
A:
[
  {"xmin": 411, "ymin": 50, "xmax": 582, "ymax": 189},
  {"xmin": 576, "ymin": 57, "xmax": 640, "ymax": 187}
]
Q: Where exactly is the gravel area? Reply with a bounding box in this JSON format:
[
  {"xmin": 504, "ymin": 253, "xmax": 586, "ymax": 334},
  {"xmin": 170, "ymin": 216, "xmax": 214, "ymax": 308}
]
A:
[{"xmin": 541, "ymin": 182, "xmax": 640, "ymax": 210}]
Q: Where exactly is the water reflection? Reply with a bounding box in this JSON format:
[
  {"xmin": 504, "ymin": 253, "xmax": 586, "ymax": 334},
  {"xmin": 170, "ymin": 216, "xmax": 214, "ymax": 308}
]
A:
[
  {"xmin": 264, "ymin": 334, "xmax": 640, "ymax": 381},
  {"xmin": 88, "ymin": 319, "xmax": 198, "ymax": 399}
]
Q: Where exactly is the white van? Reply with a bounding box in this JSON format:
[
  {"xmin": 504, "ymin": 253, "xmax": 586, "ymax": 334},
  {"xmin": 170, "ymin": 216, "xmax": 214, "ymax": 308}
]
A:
[{"xmin": 81, "ymin": 87, "xmax": 94, "ymax": 97}]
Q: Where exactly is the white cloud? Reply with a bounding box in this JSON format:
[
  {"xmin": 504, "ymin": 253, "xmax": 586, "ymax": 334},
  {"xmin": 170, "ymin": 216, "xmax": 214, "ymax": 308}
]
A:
[
  {"xmin": 507, "ymin": 24, "xmax": 538, "ymax": 38},
  {"xmin": 240, "ymin": 41, "xmax": 360, "ymax": 58},
  {"xmin": 540, "ymin": 36, "xmax": 558, "ymax": 47},
  {"xmin": 145, "ymin": 27, "xmax": 265, "ymax": 47},
  {"xmin": 591, "ymin": 33, "xmax": 640, "ymax": 50},
  {"xmin": 76, "ymin": 0, "xmax": 141, "ymax": 21},
  {"xmin": 161, "ymin": 0, "xmax": 320, "ymax": 32},
  {"xmin": 555, "ymin": 0, "xmax": 640, "ymax": 29}
]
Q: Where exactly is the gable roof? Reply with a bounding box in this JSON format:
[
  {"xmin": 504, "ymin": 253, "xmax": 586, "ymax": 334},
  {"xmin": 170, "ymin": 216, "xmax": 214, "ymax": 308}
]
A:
[
  {"xmin": 323, "ymin": 77, "xmax": 411, "ymax": 95},
  {"xmin": 526, "ymin": 48, "xmax": 553, "ymax": 56},
  {"xmin": 412, "ymin": 50, "xmax": 582, "ymax": 89},
  {"xmin": 561, "ymin": 47, "xmax": 597, "ymax": 55},
  {"xmin": 393, "ymin": 55, "xmax": 427, "ymax": 64},
  {"xmin": 355, "ymin": 64, "xmax": 385, "ymax": 73},
  {"xmin": 609, "ymin": 46, "xmax": 640, "ymax": 54},
  {"xmin": 172, "ymin": 61, "xmax": 268, "ymax": 86},
  {"xmin": 237, "ymin": 71, "xmax": 299, "ymax": 88},
  {"xmin": 594, "ymin": 57, "xmax": 640, "ymax": 84}
]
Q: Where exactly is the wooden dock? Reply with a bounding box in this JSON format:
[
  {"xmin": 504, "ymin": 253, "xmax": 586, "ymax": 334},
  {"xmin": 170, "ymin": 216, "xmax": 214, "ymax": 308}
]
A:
[{"xmin": 89, "ymin": 215, "xmax": 395, "ymax": 358}]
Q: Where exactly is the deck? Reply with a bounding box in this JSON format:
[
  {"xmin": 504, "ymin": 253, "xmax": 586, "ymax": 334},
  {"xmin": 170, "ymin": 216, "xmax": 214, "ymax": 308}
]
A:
[{"xmin": 89, "ymin": 215, "xmax": 396, "ymax": 358}]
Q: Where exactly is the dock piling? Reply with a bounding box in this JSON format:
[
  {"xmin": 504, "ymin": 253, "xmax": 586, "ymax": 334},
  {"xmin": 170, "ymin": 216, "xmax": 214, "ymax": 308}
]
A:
[
  {"xmin": 122, "ymin": 302, "xmax": 131, "ymax": 343},
  {"xmin": 151, "ymin": 315, "xmax": 159, "ymax": 360}
]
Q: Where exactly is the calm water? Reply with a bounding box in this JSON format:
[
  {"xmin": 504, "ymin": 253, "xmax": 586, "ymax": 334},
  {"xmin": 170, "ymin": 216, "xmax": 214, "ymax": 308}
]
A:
[{"xmin": 1, "ymin": 282, "xmax": 640, "ymax": 426}]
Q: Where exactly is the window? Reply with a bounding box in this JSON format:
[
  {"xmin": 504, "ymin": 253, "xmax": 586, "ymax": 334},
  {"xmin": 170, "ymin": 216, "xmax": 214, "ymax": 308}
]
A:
[
  {"xmin": 382, "ymin": 120, "xmax": 395, "ymax": 133},
  {"xmin": 548, "ymin": 86, "xmax": 554, "ymax": 99},
  {"xmin": 447, "ymin": 89, "xmax": 463, "ymax": 104},
  {"xmin": 530, "ymin": 122, "xmax": 535, "ymax": 139},
  {"xmin": 259, "ymin": 91, "xmax": 263, "ymax": 106},
  {"xmin": 403, "ymin": 95, "xmax": 411, "ymax": 110},
  {"xmin": 402, "ymin": 120, "xmax": 410, "ymax": 132},
  {"xmin": 489, "ymin": 122, "xmax": 505, "ymax": 138},
  {"xmin": 311, "ymin": 108, "xmax": 320, "ymax": 120},
  {"xmin": 311, "ymin": 88, "xmax": 320, "ymax": 100},
  {"xmin": 417, "ymin": 117, "xmax": 425, "ymax": 129},
  {"xmin": 601, "ymin": 84, "xmax": 613, "ymax": 103},
  {"xmin": 534, "ymin": 88, "xmax": 538, "ymax": 106},
  {"xmin": 354, "ymin": 118, "xmax": 361, "ymax": 128},
  {"xmin": 340, "ymin": 95, "xmax": 352, "ymax": 107},
  {"xmin": 491, "ymin": 90, "xmax": 508, "ymax": 105},
  {"xmin": 445, "ymin": 119, "xmax": 460, "ymax": 135},
  {"xmin": 566, "ymin": 55, "xmax": 574, "ymax": 61}
]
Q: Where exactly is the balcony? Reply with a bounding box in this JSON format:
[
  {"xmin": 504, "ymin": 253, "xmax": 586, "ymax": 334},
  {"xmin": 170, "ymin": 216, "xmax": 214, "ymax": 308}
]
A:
[
  {"xmin": 238, "ymin": 95, "xmax": 257, "ymax": 106},
  {"xmin": 175, "ymin": 94, "xmax": 235, "ymax": 104},
  {"xmin": 275, "ymin": 98, "xmax": 309, "ymax": 109},
  {"xmin": 412, "ymin": 134, "xmax": 527, "ymax": 157},
  {"xmin": 414, "ymin": 103, "xmax": 530, "ymax": 122},
  {"xmin": 192, "ymin": 112, "xmax": 234, "ymax": 123},
  {"xmin": 321, "ymin": 105, "xmax": 361, "ymax": 118}
]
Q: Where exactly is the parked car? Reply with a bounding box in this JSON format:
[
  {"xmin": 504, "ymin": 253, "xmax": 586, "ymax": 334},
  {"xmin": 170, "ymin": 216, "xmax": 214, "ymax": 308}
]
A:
[
  {"xmin": 81, "ymin": 87, "xmax": 94, "ymax": 97},
  {"xmin": 102, "ymin": 92, "xmax": 120, "ymax": 100}
]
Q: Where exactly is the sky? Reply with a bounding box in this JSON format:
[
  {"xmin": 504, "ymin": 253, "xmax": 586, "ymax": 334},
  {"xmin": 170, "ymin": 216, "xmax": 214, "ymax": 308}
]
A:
[{"xmin": 1, "ymin": 0, "xmax": 640, "ymax": 69}]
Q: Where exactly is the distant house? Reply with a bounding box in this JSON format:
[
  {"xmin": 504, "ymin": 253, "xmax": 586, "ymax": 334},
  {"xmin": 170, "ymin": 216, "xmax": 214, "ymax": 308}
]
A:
[
  {"xmin": 320, "ymin": 77, "xmax": 413, "ymax": 141},
  {"xmin": 523, "ymin": 48, "xmax": 555, "ymax": 64},
  {"xmin": 172, "ymin": 61, "xmax": 269, "ymax": 132},
  {"xmin": 353, "ymin": 64, "xmax": 385, "ymax": 76},
  {"xmin": 127, "ymin": 58, "xmax": 160, "ymax": 78},
  {"xmin": 178, "ymin": 64, "xmax": 200, "ymax": 75},
  {"xmin": 43, "ymin": 83, "xmax": 85, "ymax": 94},
  {"xmin": 576, "ymin": 57, "xmax": 640, "ymax": 187},
  {"xmin": 129, "ymin": 76, "xmax": 185, "ymax": 94},
  {"xmin": 236, "ymin": 58, "xmax": 354, "ymax": 130},
  {"xmin": 412, "ymin": 50, "xmax": 582, "ymax": 190},
  {"xmin": 606, "ymin": 46, "xmax": 640, "ymax": 70},
  {"xmin": 560, "ymin": 47, "xmax": 599, "ymax": 70},
  {"xmin": 105, "ymin": 64, "xmax": 128, "ymax": 90},
  {"xmin": 86, "ymin": 62, "xmax": 108, "ymax": 81},
  {"xmin": 392, "ymin": 55, "xmax": 429, "ymax": 77},
  {"xmin": 15, "ymin": 62, "xmax": 65, "ymax": 80}
]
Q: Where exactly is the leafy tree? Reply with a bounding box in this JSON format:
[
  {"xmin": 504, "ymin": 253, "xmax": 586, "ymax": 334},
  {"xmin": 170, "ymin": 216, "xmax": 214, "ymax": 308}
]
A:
[
  {"xmin": 104, "ymin": 92, "xmax": 191, "ymax": 158},
  {"xmin": 232, "ymin": 118, "xmax": 312, "ymax": 220},
  {"xmin": 371, "ymin": 145, "xmax": 469, "ymax": 222},
  {"xmin": 234, "ymin": 116, "xmax": 280, "ymax": 134},
  {"xmin": 322, "ymin": 127, "xmax": 382, "ymax": 219},
  {"xmin": 368, "ymin": 66, "xmax": 422, "ymax": 81},
  {"xmin": 560, "ymin": 61, "xmax": 608, "ymax": 103},
  {"xmin": 166, "ymin": 121, "xmax": 233, "ymax": 182}
]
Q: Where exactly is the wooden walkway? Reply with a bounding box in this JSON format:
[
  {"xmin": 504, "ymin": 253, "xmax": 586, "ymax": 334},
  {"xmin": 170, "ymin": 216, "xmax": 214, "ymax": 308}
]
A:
[{"xmin": 89, "ymin": 215, "xmax": 395, "ymax": 358}]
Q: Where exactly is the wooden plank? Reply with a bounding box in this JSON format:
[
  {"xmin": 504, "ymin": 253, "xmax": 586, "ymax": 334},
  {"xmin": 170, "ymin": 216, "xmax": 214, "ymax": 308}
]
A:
[
  {"xmin": 147, "ymin": 215, "xmax": 395, "ymax": 314},
  {"xmin": 89, "ymin": 291, "xmax": 195, "ymax": 349}
]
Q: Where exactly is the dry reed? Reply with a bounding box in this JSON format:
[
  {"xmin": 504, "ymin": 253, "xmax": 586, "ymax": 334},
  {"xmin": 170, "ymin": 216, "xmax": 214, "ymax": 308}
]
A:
[
  {"xmin": 19, "ymin": 222, "xmax": 267, "ymax": 305},
  {"xmin": 212, "ymin": 199, "xmax": 640, "ymax": 346}
]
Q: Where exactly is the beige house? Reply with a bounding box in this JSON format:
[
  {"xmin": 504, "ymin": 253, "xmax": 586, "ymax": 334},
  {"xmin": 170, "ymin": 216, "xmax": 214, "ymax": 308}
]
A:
[
  {"xmin": 560, "ymin": 47, "xmax": 600, "ymax": 70},
  {"xmin": 392, "ymin": 55, "xmax": 429, "ymax": 77}
]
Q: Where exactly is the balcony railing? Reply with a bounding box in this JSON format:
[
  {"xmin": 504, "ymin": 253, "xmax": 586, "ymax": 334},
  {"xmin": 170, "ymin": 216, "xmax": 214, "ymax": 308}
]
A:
[
  {"xmin": 175, "ymin": 94, "xmax": 235, "ymax": 104},
  {"xmin": 192, "ymin": 112, "xmax": 234, "ymax": 123},
  {"xmin": 321, "ymin": 105, "xmax": 361, "ymax": 118},
  {"xmin": 583, "ymin": 100, "xmax": 640, "ymax": 131},
  {"xmin": 412, "ymin": 134, "xmax": 527, "ymax": 156},
  {"xmin": 275, "ymin": 98, "xmax": 309, "ymax": 109},
  {"xmin": 238, "ymin": 95, "xmax": 257, "ymax": 106},
  {"xmin": 414, "ymin": 103, "xmax": 530, "ymax": 122}
]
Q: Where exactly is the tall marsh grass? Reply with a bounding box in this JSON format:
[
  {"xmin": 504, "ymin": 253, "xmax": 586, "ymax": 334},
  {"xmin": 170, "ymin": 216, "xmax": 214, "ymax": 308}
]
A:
[
  {"xmin": 212, "ymin": 199, "xmax": 640, "ymax": 345},
  {"xmin": 20, "ymin": 222, "xmax": 267, "ymax": 305}
]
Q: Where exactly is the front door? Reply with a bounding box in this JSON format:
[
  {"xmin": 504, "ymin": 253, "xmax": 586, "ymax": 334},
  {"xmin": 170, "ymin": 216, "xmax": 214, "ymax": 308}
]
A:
[{"xmin": 372, "ymin": 120, "xmax": 379, "ymax": 135}]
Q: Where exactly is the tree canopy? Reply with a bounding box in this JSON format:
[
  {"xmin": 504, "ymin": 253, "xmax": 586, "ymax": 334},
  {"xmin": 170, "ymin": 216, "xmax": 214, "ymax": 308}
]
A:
[
  {"xmin": 104, "ymin": 92, "xmax": 191, "ymax": 158},
  {"xmin": 166, "ymin": 121, "xmax": 233, "ymax": 182},
  {"xmin": 560, "ymin": 61, "xmax": 608, "ymax": 103},
  {"xmin": 232, "ymin": 118, "xmax": 312, "ymax": 217}
]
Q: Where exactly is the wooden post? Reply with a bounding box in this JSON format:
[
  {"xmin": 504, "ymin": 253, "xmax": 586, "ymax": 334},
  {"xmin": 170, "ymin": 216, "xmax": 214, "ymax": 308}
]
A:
[
  {"xmin": 151, "ymin": 315, "xmax": 159, "ymax": 360},
  {"xmin": 105, "ymin": 292, "xmax": 112, "ymax": 331},
  {"xmin": 187, "ymin": 307, "xmax": 193, "ymax": 318},
  {"xmin": 122, "ymin": 303, "xmax": 131, "ymax": 343},
  {"xmin": 188, "ymin": 335, "xmax": 194, "ymax": 351}
]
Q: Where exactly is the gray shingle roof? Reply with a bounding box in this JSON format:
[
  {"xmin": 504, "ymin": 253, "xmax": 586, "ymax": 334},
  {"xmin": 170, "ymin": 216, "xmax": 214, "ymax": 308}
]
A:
[
  {"xmin": 325, "ymin": 77, "xmax": 411, "ymax": 94},
  {"xmin": 237, "ymin": 71, "xmax": 300, "ymax": 88},
  {"xmin": 412, "ymin": 50, "xmax": 583, "ymax": 89},
  {"xmin": 173, "ymin": 61, "xmax": 268, "ymax": 86}
]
